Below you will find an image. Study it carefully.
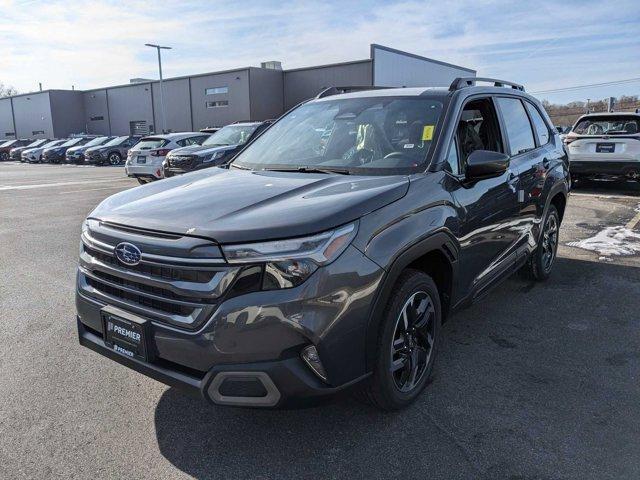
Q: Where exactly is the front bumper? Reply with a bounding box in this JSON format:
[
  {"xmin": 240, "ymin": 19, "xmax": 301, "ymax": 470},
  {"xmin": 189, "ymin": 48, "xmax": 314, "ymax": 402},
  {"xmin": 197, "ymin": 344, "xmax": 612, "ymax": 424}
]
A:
[
  {"xmin": 77, "ymin": 317, "xmax": 367, "ymax": 407},
  {"xmin": 76, "ymin": 243, "xmax": 383, "ymax": 407}
]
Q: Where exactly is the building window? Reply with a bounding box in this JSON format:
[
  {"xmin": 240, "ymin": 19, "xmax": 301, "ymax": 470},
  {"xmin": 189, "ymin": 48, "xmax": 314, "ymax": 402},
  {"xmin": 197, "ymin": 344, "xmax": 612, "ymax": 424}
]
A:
[
  {"xmin": 90, "ymin": 116, "xmax": 104, "ymax": 121},
  {"xmin": 32, "ymin": 130, "xmax": 44, "ymax": 135},
  {"xmin": 5, "ymin": 132, "xmax": 15, "ymax": 137},
  {"xmin": 206, "ymin": 100, "xmax": 229, "ymax": 108},
  {"xmin": 205, "ymin": 86, "xmax": 228, "ymax": 95}
]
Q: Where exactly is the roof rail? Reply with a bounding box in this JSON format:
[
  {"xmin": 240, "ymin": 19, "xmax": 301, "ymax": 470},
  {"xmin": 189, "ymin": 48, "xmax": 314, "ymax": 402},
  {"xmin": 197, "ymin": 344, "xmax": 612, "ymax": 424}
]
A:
[
  {"xmin": 449, "ymin": 77, "xmax": 525, "ymax": 92},
  {"xmin": 315, "ymin": 85, "xmax": 392, "ymax": 99}
]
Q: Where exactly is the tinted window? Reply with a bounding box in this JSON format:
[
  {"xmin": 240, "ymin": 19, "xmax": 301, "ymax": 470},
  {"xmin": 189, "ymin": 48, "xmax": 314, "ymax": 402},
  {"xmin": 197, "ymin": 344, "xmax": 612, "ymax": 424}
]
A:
[
  {"xmin": 134, "ymin": 138, "xmax": 168, "ymax": 150},
  {"xmin": 525, "ymin": 102, "xmax": 550, "ymax": 145},
  {"xmin": 496, "ymin": 97, "xmax": 535, "ymax": 155}
]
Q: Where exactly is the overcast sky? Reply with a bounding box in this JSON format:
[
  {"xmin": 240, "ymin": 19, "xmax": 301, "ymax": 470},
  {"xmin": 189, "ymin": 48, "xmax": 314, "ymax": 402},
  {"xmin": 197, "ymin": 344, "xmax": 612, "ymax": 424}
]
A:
[{"xmin": 0, "ymin": 0, "xmax": 638, "ymax": 104}]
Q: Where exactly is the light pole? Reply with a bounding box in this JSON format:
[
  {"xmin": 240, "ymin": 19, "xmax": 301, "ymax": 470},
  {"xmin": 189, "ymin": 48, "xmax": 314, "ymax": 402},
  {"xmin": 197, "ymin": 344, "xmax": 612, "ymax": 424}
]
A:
[{"xmin": 145, "ymin": 43, "xmax": 172, "ymax": 133}]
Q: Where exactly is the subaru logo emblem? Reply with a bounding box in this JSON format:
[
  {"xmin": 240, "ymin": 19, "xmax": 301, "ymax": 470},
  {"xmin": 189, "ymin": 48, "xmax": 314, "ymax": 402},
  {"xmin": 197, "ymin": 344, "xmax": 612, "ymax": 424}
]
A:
[{"xmin": 114, "ymin": 242, "xmax": 142, "ymax": 266}]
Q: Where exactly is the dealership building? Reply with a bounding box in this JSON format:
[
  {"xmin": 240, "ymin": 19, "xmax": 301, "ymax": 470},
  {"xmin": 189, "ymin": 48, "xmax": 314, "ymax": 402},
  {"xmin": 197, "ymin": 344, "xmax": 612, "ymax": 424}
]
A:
[{"xmin": 0, "ymin": 44, "xmax": 475, "ymax": 140}]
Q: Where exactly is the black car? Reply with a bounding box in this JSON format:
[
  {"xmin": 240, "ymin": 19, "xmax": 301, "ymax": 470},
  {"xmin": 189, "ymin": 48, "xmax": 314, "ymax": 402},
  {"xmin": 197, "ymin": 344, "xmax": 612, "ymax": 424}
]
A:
[
  {"xmin": 65, "ymin": 136, "xmax": 115, "ymax": 164},
  {"xmin": 0, "ymin": 139, "xmax": 32, "ymax": 161},
  {"xmin": 163, "ymin": 121, "xmax": 272, "ymax": 177},
  {"xmin": 42, "ymin": 137, "xmax": 95, "ymax": 164},
  {"xmin": 9, "ymin": 138, "xmax": 50, "ymax": 161},
  {"xmin": 77, "ymin": 78, "xmax": 569, "ymax": 410},
  {"xmin": 85, "ymin": 135, "xmax": 141, "ymax": 166}
]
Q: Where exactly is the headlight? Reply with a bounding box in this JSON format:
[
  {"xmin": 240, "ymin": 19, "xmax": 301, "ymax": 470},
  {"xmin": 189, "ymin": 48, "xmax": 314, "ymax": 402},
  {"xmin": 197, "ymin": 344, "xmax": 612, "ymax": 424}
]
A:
[
  {"xmin": 202, "ymin": 151, "xmax": 224, "ymax": 163},
  {"xmin": 222, "ymin": 222, "xmax": 358, "ymax": 289}
]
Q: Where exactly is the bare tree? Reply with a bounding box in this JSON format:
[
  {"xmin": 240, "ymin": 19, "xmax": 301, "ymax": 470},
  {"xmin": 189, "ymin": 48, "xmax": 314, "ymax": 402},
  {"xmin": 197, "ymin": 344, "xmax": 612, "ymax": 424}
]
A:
[{"xmin": 0, "ymin": 82, "xmax": 18, "ymax": 98}]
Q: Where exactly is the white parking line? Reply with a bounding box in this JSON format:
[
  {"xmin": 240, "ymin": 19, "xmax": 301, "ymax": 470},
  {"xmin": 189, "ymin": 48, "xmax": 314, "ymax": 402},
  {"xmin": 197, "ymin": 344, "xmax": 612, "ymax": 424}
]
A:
[
  {"xmin": 625, "ymin": 209, "xmax": 640, "ymax": 230},
  {"xmin": 0, "ymin": 178, "xmax": 132, "ymax": 191},
  {"xmin": 571, "ymin": 192, "xmax": 640, "ymax": 200},
  {"xmin": 59, "ymin": 186, "xmax": 131, "ymax": 194}
]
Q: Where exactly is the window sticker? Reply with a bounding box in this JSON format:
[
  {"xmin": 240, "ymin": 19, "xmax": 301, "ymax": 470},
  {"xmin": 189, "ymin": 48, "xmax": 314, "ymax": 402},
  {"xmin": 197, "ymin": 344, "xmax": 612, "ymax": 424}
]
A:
[
  {"xmin": 404, "ymin": 143, "xmax": 415, "ymax": 149},
  {"xmin": 422, "ymin": 125, "xmax": 434, "ymax": 141}
]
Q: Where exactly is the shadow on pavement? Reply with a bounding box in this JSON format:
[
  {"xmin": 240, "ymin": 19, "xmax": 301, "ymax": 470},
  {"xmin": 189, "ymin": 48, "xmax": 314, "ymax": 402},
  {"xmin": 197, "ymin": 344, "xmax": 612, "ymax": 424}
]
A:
[{"xmin": 154, "ymin": 257, "xmax": 640, "ymax": 480}]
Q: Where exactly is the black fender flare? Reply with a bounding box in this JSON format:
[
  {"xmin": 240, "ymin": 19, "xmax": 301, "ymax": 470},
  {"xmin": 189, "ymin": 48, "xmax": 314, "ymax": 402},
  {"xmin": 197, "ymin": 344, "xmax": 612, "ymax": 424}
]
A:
[{"xmin": 363, "ymin": 229, "xmax": 459, "ymax": 372}]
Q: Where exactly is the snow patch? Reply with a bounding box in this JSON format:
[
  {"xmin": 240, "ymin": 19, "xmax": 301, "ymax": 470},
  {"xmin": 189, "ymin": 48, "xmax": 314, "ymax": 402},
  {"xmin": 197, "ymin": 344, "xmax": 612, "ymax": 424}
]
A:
[{"xmin": 568, "ymin": 226, "xmax": 640, "ymax": 256}]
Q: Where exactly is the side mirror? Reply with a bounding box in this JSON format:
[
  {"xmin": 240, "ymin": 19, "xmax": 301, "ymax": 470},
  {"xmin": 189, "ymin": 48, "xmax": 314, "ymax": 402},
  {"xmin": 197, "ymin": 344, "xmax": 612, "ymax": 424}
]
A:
[{"xmin": 465, "ymin": 150, "xmax": 509, "ymax": 180}]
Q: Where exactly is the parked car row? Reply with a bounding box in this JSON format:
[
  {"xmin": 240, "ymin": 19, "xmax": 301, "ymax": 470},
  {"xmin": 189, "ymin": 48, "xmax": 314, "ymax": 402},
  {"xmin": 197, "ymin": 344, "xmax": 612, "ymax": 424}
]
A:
[{"xmin": 3, "ymin": 121, "xmax": 273, "ymax": 185}]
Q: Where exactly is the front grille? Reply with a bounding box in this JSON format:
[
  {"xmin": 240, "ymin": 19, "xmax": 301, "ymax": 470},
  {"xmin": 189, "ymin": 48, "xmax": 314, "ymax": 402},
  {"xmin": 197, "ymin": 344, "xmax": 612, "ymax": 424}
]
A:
[
  {"xmin": 78, "ymin": 227, "xmax": 238, "ymax": 329},
  {"xmin": 168, "ymin": 155, "xmax": 196, "ymax": 169},
  {"xmin": 85, "ymin": 277, "xmax": 194, "ymax": 316}
]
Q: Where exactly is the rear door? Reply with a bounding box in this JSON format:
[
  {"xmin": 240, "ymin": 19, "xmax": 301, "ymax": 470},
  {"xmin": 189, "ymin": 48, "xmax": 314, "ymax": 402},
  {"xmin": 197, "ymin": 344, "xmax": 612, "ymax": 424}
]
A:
[{"xmin": 495, "ymin": 96, "xmax": 544, "ymax": 259}]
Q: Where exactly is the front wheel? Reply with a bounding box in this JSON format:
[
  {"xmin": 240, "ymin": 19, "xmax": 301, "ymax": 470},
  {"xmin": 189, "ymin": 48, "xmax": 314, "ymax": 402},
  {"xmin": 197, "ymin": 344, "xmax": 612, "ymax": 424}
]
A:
[
  {"xmin": 108, "ymin": 152, "xmax": 122, "ymax": 166},
  {"xmin": 358, "ymin": 269, "xmax": 441, "ymax": 411},
  {"xmin": 522, "ymin": 205, "xmax": 559, "ymax": 281},
  {"xmin": 0, "ymin": 152, "xmax": 9, "ymax": 161}
]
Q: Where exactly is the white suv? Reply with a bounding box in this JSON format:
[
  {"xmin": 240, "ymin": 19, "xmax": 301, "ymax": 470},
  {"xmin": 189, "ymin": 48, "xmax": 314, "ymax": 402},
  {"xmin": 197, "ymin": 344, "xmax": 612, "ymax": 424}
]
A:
[
  {"xmin": 565, "ymin": 112, "xmax": 640, "ymax": 181},
  {"xmin": 125, "ymin": 132, "xmax": 210, "ymax": 184}
]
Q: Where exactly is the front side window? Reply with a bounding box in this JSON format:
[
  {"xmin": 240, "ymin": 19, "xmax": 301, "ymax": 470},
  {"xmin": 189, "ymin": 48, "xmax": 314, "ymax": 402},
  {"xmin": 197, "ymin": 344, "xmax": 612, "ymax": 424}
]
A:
[
  {"xmin": 496, "ymin": 97, "xmax": 535, "ymax": 155},
  {"xmin": 524, "ymin": 102, "xmax": 550, "ymax": 145},
  {"xmin": 444, "ymin": 139, "xmax": 460, "ymax": 175},
  {"xmin": 456, "ymin": 98, "xmax": 503, "ymax": 172},
  {"xmin": 573, "ymin": 116, "xmax": 640, "ymax": 135},
  {"xmin": 232, "ymin": 96, "xmax": 444, "ymax": 175}
]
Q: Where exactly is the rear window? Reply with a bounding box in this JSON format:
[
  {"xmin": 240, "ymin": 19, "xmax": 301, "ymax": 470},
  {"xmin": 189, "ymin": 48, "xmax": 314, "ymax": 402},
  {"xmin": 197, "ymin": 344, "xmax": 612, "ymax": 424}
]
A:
[
  {"xmin": 496, "ymin": 97, "xmax": 535, "ymax": 155},
  {"xmin": 135, "ymin": 137, "xmax": 169, "ymax": 150},
  {"xmin": 573, "ymin": 116, "xmax": 640, "ymax": 135}
]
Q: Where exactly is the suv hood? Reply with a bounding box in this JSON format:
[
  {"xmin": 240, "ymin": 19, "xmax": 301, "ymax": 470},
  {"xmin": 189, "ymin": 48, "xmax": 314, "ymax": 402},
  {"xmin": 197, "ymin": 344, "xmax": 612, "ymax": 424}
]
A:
[
  {"xmin": 169, "ymin": 143, "xmax": 237, "ymax": 157},
  {"xmin": 90, "ymin": 167, "xmax": 409, "ymax": 243}
]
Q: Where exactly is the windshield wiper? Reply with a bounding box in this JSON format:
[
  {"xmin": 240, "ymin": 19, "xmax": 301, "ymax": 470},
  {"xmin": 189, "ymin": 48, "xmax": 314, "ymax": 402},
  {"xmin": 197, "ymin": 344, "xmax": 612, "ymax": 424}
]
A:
[{"xmin": 262, "ymin": 166, "xmax": 351, "ymax": 175}]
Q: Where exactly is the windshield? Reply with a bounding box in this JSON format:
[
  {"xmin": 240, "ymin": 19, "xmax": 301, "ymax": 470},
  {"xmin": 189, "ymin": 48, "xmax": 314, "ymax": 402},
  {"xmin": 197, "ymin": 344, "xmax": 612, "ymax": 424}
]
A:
[
  {"xmin": 61, "ymin": 138, "xmax": 83, "ymax": 147},
  {"xmin": 203, "ymin": 125, "xmax": 257, "ymax": 146},
  {"xmin": 135, "ymin": 137, "xmax": 169, "ymax": 150},
  {"xmin": 0, "ymin": 140, "xmax": 16, "ymax": 147},
  {"xmin": 83, "ymin": 136, "xmax": 110, "ymax": 148},
  {"xmin": 27, "ymin": 139, "xmax": 47, "ymax": 147},
  {"xmin": 573, "ymin": 116, "xmax": 640, "ymax": 135},
  {"xmin": 232, "ymin": 97, "xmax": 444, "ymax": 174},
  {"xmin": 104, "ymin": 136, "xmax": 128, "ymax": 147}
]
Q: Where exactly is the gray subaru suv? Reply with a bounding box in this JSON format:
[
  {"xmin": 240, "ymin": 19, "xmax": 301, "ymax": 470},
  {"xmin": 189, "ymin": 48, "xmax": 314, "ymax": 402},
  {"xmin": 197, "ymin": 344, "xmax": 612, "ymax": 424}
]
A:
[{"xmin": 77, "ymin": 78, "xmax": 569, "ymax": 410}]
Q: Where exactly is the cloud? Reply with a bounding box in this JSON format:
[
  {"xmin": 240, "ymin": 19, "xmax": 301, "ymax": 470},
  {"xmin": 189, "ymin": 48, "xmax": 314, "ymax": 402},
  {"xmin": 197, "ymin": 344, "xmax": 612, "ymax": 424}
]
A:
[{"xmin": 0, "ymin": 0, "xmax": 638, "ymax": 103}]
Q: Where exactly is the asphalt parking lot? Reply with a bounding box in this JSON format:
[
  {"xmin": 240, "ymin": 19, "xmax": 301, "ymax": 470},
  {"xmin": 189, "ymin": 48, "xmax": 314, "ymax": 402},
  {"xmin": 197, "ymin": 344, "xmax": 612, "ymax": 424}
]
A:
[{"xmin": 1, "ymin": 163, "xmax": 639, "ymax": 480}]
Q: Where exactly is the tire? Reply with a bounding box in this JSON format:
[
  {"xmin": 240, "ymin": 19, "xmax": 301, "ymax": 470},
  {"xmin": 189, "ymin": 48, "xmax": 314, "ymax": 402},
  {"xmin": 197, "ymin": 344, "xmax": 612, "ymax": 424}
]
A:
[
  {"xmin": 622, "ymin": 167, "xmax": 640, "ymax": 182},
  {"xmin": 522, "ymin": 205, "xmax": 560, "ymax": 281},
  {"xmin": 0, "ymin": 152, "xmax": 8, "ymax": 161},
  {"xmin": 358, "ymin": 269, "xmax": 441, "ymax": 411},
  {"xmin": 136, "ymin": 177, "xmax": 150, "ymax": 185},
  {"xmin": 108, "ymin": 152, "xmax": 122, "ymax": 166}
]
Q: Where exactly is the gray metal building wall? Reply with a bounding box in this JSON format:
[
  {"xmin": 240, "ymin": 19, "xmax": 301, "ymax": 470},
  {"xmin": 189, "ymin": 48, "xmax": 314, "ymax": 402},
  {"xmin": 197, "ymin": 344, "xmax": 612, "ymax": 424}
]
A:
[
  {"xmin": 106, "ymin": 83, "xmax": 154, "ymax": 135},
  {"xmin": 249, "ymin": 67, "xmax": 284, "ymax": 120},
  {"xmin": 190, "ymin": 69, "xmax": 251, "ymax": 129},
  {"xmin": 83, "ymin": 90, "xmax": 110, "ymax": 135},
  {"xmin": 0, "ymin": 98, "xmax": 15, "ymax": 139},
  {"xmin": 283, "ymin": 60, "xmax": 373, "ymax": 110},
  {"xmin": 371, "ymin": 44, "xmax": 475, "ymax": 88},
  {"xmin": 49, "ymin": 90, "xmax": 85, "ymax": 137},
  {"xmin": 12, "ymin": 92, "xmax": 54, "ymax": 139},
  {"xmin": 151, "ymin": 78, "xmax": 192, "ymax": 133}
]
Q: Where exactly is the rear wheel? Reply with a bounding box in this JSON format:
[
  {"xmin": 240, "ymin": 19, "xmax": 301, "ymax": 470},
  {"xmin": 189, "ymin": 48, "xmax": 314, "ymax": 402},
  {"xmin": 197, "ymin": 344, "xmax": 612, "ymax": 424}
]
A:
[
  {"xmin": 0, "ymin": 152, "xmax": 8, "ymax": 161},
  {"xmin": 623, "ymin": 167, "xmax": 640, "ymax": 182},
  {"xmin": 136, "ymin": 177, "xmax": 151, "ymax": 185},
  {"xmin": 108, "ymin": 152, "xmax": 122, "ymax": 166},
  {"xmin": 522, "ymin": 205, "xmax": 559, "ymax": 281},
  {"xmin": 358, "ymin": 269, "xmax": 441, "ymax": 411}
]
